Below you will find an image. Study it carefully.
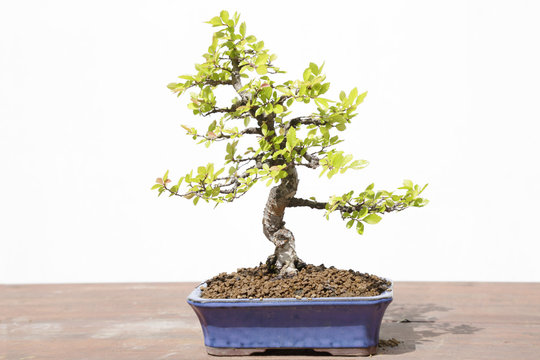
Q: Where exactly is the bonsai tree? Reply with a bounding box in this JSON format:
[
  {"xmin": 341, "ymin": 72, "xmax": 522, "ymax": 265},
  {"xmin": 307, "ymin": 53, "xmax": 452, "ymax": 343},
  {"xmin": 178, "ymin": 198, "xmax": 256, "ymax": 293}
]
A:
[{"xmin": 153, "ymin": 11, "xmax": 428, "ymax": 277}]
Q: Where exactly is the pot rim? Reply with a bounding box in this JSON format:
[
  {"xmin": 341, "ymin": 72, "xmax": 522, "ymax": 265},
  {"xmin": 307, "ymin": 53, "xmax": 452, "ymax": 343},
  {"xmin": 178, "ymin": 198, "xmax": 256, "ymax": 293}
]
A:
[{"xmin": 187, "ymin": 279, "xmax": 393, "ymax": 305}]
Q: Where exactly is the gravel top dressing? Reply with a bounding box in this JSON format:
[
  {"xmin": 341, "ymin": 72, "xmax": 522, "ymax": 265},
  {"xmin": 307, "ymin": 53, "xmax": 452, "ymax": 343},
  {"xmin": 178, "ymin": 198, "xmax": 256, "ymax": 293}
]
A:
[{"xmin": 201, "ymin": 263, "xmax": 391, "ymax": 299}]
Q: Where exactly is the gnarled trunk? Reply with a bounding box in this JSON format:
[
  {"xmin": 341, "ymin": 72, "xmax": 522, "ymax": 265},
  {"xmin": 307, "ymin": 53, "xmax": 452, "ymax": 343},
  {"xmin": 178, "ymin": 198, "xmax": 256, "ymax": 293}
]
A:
[{"xmin": 262, "ymin": 166, "xmax": 303, "ymax": 276}]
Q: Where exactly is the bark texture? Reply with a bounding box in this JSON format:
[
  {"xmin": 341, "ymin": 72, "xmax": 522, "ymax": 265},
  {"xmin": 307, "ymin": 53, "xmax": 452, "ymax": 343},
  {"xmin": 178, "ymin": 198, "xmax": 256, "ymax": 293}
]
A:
[{"xmin": 262, "ymin": 166, "xmax": 301, "ymax": 276}]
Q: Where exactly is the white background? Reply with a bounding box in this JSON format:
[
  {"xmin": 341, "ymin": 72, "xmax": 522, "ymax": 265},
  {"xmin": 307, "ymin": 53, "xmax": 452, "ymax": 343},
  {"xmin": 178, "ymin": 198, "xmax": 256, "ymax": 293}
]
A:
[{"xmin": 1, "ymin": 1, "xmax": 539, "ymax": 284}]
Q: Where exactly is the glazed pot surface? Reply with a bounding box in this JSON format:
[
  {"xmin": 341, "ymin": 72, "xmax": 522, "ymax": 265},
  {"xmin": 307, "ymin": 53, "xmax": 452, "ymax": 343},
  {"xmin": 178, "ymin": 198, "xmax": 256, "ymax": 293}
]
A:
[{"xmin": 187, "ymin": 282, "xmax": 393, "ymax": 351}]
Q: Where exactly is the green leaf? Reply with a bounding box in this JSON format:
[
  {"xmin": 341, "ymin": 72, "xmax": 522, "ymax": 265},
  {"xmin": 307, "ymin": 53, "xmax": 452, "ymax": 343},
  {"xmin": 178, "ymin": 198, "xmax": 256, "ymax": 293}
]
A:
[
  {"xmin": 309, "ymin": 62, "xmax": 319, "ymax": 75},
  {"xmin": 346, "ymin": 219, "xmax": 355, "ymax": 229},
  {"xmin": 208, "ymin": 16, "xmax": 222, "ymax": 26},
  {"xmin": 255, "ymin": 54, "xmax": 269, "ymax": 66},
  {"xmin": 336, "ymin": 123, "xmax": 346, "ymax": 131},
  {"xmin": 327, "ymin": 168, "xmax": 338, "ymax": 179},
  {"xmin": 220, "ymin": 10, "xmax": 229, "ymax": 23},
  {"xmin": 254, "ymin": 41, "xmax": 264, "ymax": 51},
  {"xmin": 356, "ymin": 91, "xmax": 368, "ymax": 105},
  {"xmin": 256, "ymin": 65, "xmax": 267, "ymax": 75},
  {"xmin": 260, "ymin": 86, "xmax": 272, "ymax": 101},
  {"xmin": 363, "ymin": 214, "xmax": 382, "ymax": 225},
  {"xmin": 276, "ymin": 85, "xmax": 292, "ymax": 95},
  {"xmin": 358, "ymin": 206, "xmax": 368, "ymax": 218},
  {"xmin": 349, "ymin": 87, "xmax": 358, "ymax": 101},
  {"xmin": 151, "ymin": 184, "xmax": 162, "ymax": 190},
  {"xmin": 350, "ymin": 160, "xmax": 369, "ymax": 170},
  {"xmin": 214, "ymin": 168, "xmax": 225, "ymax": 178},
  {"xmin": 403, "ymin": 179, "xmax": 413, "ymax": 189},
  {"xmin": 245, "ymin": 35, "xmax": 256, "ymax": 43},
  {"xmin": 286, "ymin": 127, "xmax": 297, "ymax": 150},
  {"xmin": 239, "ymin": 22, "xmax": 246, "ymax": 36},
  {"xmin": 303, "ymin": 68, "xmax": 312, "ymax": 81},
  {"xmin": 314, "ymin": 98, "xmax": 329, "ymax": 109},
  {"xmin": 356, "ymin": 221, "xmax": 364, "ymax": 235},
  {"xmin": 206, "ymin": 163, "xmax": 214, "ymax": 177},
  {"xmin": 320, "ymin": 82, "xmax": 330, "ymax": 94}
]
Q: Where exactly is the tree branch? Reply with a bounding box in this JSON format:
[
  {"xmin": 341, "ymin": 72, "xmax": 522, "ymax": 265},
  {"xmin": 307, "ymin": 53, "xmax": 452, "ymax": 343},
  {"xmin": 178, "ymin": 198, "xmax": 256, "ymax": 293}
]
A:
[
  {"xmin": 285, "ymin": 116, "xmax": 324, "ymax": 131},
  {"xmin": 301, "ymin": 153, "xmax": 320, "ymax": 169},
  {"xmin": 163, "ymin": 168, "xmax": 261, "ymax": 202},
  {"xmin": 288, "ymin": 196, "xmax": 409, "ymax": 214},
  {"xmin": 230, "ymin": 56, "xmax": 251, "ymax": 102},
  {"xmin": 241, "ymin": 127, "xmax": 262, "ymax": 135},
  {"xmin": 288, "ymin": 197, "xmax": 326, "ymax": 210},
  {"xmin": 191, "ymin": 126, "xmax": 262, "ymax": 142},
  {"xmin": 204, "ymin": 79, "xmax": 234, "ymax": 87}
]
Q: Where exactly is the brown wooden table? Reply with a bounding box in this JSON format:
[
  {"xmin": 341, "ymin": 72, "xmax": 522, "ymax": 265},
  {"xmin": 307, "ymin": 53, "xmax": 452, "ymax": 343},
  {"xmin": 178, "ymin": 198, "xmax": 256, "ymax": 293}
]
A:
[{"xmin": 1, "ymin": 282, "xmax": 539, "ymax": 359}]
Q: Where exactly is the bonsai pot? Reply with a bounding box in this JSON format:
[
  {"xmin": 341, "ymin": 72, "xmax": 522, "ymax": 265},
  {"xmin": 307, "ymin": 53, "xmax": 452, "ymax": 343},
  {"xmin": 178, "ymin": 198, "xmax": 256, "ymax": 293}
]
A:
[{"xmin": 187, "ymin": 281, "xmax": 393, "ymax": 356}]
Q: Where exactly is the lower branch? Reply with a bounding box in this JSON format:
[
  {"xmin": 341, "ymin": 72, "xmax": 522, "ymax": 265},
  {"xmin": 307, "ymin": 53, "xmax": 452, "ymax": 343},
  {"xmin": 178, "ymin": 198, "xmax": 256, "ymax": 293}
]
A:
[
  {"xmin": 289, "ymin": 196, "xmax": 410, "ymax": 214},
  {"xmin": 288, "ymin": 197, "xmax": 326, "ymax": 209}
]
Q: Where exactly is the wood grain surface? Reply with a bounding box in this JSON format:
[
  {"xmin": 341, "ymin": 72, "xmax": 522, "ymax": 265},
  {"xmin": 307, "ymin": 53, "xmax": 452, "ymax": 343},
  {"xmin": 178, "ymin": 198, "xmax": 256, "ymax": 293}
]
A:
[{"xmin": 1, "ymin": 282, "xmax": 539, "ymax": 359}]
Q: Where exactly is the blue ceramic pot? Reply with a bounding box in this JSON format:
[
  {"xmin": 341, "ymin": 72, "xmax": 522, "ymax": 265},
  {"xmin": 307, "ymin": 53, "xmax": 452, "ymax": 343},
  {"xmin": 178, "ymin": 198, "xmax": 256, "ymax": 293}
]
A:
[{"xmin": 187, "ymin": 281, "xmax": 393, "ymax": 356}]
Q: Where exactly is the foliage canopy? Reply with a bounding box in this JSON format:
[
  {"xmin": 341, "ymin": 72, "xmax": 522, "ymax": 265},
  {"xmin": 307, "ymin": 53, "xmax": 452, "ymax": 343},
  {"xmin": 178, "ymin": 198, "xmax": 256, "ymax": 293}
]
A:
[{"xmin": 153, "ymin": 11, "xmax": 428, "ymax": 235}]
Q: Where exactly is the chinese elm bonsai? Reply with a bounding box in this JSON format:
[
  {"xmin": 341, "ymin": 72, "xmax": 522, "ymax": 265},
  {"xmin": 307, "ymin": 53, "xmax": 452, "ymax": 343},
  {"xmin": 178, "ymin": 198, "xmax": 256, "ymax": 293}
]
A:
[{"xmin": 153, "ymin": 11, "xmax": 428, "ymax": 278}]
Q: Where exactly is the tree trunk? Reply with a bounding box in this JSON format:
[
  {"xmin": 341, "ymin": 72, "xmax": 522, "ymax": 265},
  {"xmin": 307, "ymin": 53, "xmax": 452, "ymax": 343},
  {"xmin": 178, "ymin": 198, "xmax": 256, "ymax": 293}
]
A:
[{"xmin": 262, "ymin": 166, "xmax": 303, "ymax": 276}]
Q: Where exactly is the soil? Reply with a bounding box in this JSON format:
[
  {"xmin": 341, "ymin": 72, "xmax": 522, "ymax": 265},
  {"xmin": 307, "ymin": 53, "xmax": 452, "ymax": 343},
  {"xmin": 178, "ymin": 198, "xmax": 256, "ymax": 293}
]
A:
[{"xmin": 201, "ymin": 263, "xmax": 391, "ymax": 299}]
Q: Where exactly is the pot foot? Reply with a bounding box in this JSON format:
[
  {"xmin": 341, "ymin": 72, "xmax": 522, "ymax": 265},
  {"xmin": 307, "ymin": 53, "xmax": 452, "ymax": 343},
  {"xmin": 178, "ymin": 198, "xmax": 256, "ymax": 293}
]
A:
[
  {"xmin": 206, "ymin": 346, "xmax": 258, "ymax": 356},
  {"xmin": 205, "ymin": 346, "xmax": 377, "ymax": 356}
]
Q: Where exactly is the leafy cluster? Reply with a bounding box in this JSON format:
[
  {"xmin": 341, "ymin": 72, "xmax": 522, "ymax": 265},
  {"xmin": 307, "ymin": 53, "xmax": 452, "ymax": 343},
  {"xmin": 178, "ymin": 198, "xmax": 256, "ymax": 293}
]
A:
[
  {"xmin": 153, "ymin": 11, "xmax": 428, "ymax": 233},
  {"xmin": 326, "ymin": 181, "xmax": 429, "ymax": 235}
]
